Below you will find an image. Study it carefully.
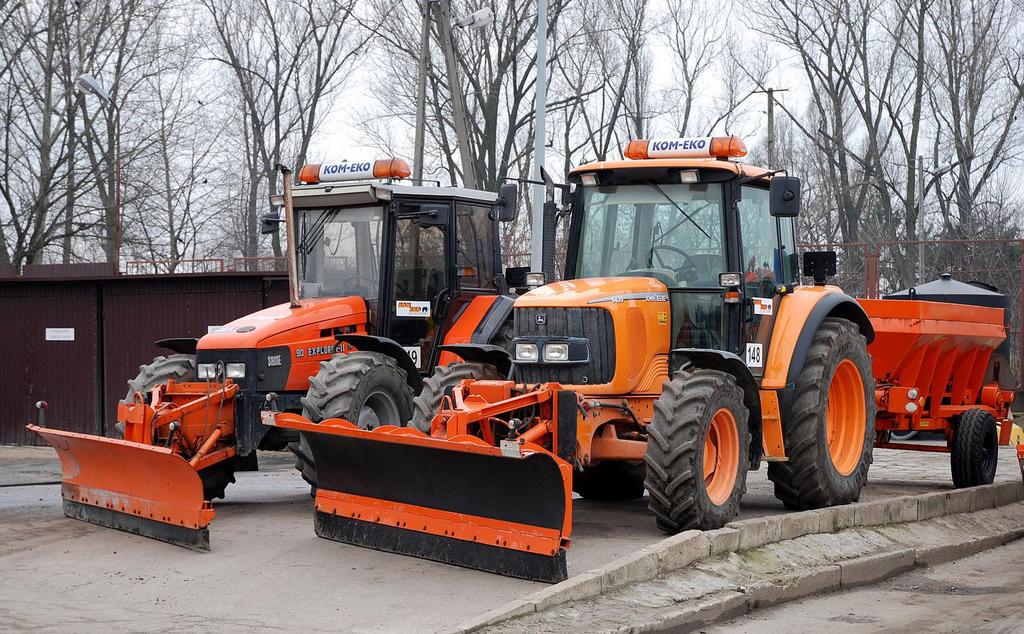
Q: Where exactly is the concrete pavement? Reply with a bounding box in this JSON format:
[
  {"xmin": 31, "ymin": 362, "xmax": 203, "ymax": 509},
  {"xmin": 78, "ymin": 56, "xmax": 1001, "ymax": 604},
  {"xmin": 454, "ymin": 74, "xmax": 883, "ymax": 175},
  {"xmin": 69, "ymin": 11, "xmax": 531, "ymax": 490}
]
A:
[
  {"xmin": 709, "ymin": 538, "xmax": 1024, "ymax": 633},
  {"xmin": 0, "ymin": 444, "xmax": 1020, "ymax": 632}
]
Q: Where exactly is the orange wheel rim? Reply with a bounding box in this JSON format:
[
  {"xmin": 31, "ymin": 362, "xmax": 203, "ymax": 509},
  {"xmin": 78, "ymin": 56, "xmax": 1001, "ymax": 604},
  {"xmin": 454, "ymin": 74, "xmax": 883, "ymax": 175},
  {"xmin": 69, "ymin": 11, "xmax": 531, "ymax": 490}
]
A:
[
  {"xmin": 826, "ymin": 358, "xmax": 866, "ymax": 475},
  {"xmin": 703, "ymin": 407, "xmax": 740, "ymax": 505}
]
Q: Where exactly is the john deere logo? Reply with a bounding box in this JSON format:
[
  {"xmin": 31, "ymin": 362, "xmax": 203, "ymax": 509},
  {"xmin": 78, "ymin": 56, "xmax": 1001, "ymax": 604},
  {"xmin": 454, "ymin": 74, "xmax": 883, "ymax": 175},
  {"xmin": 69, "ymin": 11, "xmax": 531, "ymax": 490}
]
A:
[{"xmin": 535, "ymin": 314, "xmax": 546, "ymax": 325}]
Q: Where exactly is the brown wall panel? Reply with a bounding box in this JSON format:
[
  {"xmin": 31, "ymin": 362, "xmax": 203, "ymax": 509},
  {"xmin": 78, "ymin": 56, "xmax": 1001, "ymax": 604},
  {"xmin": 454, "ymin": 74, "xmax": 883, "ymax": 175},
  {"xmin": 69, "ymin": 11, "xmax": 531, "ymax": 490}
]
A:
[
  {"xmin": 1, "ymin": 273, "xmax": 286, "ymax": 445},
  {"xmin": 0, "ymin": 283, "xmax": 99, "ymax": 444}
]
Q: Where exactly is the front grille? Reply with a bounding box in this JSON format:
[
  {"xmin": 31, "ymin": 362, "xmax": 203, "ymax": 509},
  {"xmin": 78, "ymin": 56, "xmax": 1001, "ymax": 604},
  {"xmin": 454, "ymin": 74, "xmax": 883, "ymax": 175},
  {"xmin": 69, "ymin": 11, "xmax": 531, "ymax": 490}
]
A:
[
  {"xmin": 196, "ymin": 349, "xmax": 257, "ymax": 391},
  {"xmin": 514, "ymin": 307, "xmax": 615, "ymax": 385}
]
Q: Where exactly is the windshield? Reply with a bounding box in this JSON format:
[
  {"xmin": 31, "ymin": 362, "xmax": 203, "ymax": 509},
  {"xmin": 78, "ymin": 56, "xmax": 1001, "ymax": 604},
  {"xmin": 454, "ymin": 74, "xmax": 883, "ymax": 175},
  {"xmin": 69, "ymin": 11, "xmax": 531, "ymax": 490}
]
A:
[
  {"xmin": 298, "ymin": 205, "xmax": 383, "ymax": 299},
  {"xmin": 576, "ymin": 183, "xmax": 726, "ymax": 287}
]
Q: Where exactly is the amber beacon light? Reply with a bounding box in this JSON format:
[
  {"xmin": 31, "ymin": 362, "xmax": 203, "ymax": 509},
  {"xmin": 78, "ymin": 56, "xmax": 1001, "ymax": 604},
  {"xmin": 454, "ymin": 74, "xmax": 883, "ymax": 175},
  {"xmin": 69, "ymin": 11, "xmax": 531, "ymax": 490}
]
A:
[{"xmin": 624, "ymin": 136, "xmax": 748, "ymax": 160}]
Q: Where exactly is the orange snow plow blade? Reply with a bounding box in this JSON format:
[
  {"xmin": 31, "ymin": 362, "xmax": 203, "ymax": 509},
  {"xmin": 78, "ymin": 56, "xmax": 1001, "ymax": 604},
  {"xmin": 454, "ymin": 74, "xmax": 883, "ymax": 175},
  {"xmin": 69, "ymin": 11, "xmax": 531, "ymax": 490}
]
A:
[
  {"xmin": 27, "ymin": 425, "xmax": 214, "ymax": 550},
  {"xmin": 268, "ymin": 407, "xmax": 574, "ymax": 582}
]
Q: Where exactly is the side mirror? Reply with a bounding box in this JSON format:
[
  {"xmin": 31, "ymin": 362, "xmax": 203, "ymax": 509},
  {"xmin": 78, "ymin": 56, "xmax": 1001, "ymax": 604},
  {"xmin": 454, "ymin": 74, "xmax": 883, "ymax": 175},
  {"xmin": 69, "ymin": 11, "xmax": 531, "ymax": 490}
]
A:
[
  {"xmin": 261, "ymin": 211, "xmax": 282, "ymax": 235},
  {"xmin": 419, "ymin": 204, "xmax": 450, "ymax": 226},
  {"xmin": 495, "ymin": 183, "xmax": 518, "ymax": 222},
  {"xmin": 769, "ymin": 176, "xmax": 801, "ymax": 217}
]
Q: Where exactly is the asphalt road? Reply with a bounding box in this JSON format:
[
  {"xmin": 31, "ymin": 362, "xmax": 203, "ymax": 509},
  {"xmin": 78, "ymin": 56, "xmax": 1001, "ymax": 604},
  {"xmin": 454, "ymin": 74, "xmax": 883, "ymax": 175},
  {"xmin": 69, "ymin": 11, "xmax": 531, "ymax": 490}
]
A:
[
  {"xmin": 0, "ymin": 445, "xmax": 1020, "ymax": 632},
  {"xmin": 710, "ymin": 538, "xmax": 1024, "ymax": 633}
]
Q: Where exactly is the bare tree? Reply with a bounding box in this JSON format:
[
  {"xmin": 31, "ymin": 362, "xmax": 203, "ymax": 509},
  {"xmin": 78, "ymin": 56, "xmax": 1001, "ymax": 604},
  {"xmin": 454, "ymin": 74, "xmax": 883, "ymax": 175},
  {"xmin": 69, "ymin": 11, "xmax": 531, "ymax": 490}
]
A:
[{"xmin": 202, "ymin": 0, "xmax": 372, "ymax": 264}]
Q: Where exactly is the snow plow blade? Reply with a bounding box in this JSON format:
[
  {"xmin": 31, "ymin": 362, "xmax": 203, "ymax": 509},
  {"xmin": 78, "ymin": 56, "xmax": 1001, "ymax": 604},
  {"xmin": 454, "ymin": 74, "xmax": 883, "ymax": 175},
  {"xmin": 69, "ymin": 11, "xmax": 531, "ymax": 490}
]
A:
[
  {"xmin": 269, "ymin": 413, "xmax": 573, "ymax": 582},
  {"xmin": 27, "ymin": 424, "xmax": 214, "ymax": 550}
]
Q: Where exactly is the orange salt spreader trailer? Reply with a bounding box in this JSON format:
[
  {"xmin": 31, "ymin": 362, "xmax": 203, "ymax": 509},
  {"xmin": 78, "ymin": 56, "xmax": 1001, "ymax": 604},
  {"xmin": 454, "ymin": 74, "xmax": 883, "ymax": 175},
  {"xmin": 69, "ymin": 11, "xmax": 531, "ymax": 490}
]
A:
[{"xmin": 864, "ymin": 275, "xmax": 1018, "ymax": 485}]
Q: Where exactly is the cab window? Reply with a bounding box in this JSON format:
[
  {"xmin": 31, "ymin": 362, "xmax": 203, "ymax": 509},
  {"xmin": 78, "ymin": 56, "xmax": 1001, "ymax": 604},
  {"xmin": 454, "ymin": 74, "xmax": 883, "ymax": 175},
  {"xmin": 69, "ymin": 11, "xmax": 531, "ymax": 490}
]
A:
[{"xmin": 455, "ymin": 203, "xmax": 497, "ymax": 290}]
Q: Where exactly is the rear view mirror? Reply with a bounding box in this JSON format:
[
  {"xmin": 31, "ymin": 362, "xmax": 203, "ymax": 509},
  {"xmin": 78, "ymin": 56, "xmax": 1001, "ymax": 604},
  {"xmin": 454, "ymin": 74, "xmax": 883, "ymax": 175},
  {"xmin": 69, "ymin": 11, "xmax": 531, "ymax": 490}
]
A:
[
  {"xmin": 260, "ymin": 211, "xmax": 282, "ymax": 235},
  {"xmin": 495, "ymin": 183, "xmax": 518, "ymax": 222},
  {"xmin": 770, "ymin": 176, "xmax": 801, "ymax": 217}
]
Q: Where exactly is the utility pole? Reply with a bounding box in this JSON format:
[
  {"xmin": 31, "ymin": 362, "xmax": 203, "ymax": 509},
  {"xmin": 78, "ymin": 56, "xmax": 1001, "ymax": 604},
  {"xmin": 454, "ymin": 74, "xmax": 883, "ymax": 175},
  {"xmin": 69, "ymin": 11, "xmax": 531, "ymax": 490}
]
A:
[
  {"xmin": 412, "ymin": 0, "xmax": 434, "ymax": 183},
  {"xmin": 753, "ymin": 87, "xmax": 788, "ymax": 168},
  {"xmin": 436, "ymin": 0, "xmax": 477, "ymax": 189},
  {"xmin": 530, "ymin": 0, "xmax": 549, "ymax": 274},
  {"xmin": 917, "ymin": 155, "xmax": 925, "ymax": 284}
]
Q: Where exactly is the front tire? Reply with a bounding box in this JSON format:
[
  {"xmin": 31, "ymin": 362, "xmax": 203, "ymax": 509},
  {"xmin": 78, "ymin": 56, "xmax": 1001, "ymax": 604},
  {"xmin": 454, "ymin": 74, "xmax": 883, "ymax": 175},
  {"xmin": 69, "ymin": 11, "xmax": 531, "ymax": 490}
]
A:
[
  {"xmin": 644, "ymin": 368, "xmax": 749, "ymax": 532},
  {"xmin": 951, "ymin": 408, "xmax": 998, "ymax": 488},
  {"xmin": 292, "ymin": 352, "xmax": 414, "ymax": 488},
  {"xmin": 119, "ymin": 354, "xmax": 236, "ymax": 500},
  {"xmin": 768, "ymin": 318, "xmax": 875, "ymax": 509},
  {"xmin": 409, "ymin": 362, "xmax": 500, "ymax": 433},
  {"xmin": 115, "ymin": 354, "xmax": 197, "ymax": 438}
]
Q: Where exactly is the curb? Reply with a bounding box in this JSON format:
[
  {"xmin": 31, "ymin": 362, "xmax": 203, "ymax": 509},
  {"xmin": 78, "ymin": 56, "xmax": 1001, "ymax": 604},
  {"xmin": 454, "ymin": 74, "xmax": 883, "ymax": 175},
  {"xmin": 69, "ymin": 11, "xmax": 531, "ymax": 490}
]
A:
[{"xmin": 455, "ymin": 480, "xmax": 1023, "ymax": 632}]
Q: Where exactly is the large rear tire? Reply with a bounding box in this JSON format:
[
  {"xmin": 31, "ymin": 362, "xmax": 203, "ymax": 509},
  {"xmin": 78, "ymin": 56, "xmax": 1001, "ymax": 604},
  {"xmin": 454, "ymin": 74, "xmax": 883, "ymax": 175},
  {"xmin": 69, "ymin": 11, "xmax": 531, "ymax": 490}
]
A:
[
  {"xmin": 573, "ymin": 460, "xmax": 646, "ymax": 501},
  {"xmin": 293, "ymin": 352, "xmax": 414, "ymax": 488},
  {"xmin": 644, "ymin": 368, "xmax": 749, "ymax": 532},
  {"xmin": 768, "ymin": 317, "xmax": 875, "ymax": 509},
  {"xmin": 951, "ymin": 408, "xmax": 998, "ymax": 488},
  {"xmin": 409, "ymin": 362, "xmax": 501, "ymax": 433}
]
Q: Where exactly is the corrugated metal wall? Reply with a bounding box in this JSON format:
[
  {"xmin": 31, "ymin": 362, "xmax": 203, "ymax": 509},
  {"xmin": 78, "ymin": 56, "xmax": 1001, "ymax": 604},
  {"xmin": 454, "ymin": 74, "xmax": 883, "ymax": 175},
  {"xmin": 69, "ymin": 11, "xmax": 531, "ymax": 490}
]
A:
[{"xmin": 0, "ymin": 273, "xmax": 287, "ymax": 445}]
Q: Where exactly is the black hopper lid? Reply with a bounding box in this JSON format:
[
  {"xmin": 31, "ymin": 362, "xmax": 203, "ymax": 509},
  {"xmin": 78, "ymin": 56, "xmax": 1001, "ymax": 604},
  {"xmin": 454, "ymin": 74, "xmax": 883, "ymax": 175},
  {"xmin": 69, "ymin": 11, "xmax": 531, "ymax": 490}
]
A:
[{"xmin": 884, "ymin": 272, "xmax": 1008, "ymax": 311}]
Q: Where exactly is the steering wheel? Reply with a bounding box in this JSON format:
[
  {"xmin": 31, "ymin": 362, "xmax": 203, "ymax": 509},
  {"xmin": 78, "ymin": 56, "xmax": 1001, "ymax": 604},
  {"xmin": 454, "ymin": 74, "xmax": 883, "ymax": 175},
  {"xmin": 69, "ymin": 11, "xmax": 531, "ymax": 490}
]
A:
[
  {"xmin": 651, "ymin": 245, "xmax": 699, "ymax": 284},
  {"xmin": 342, "ymin": 276, "xmax": 378, "ymax": 294}
]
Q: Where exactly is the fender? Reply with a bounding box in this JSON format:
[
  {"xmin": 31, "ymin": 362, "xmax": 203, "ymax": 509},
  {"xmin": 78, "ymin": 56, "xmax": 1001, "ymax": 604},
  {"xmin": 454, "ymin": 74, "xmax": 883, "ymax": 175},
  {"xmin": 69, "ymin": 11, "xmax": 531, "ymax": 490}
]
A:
[
  {"xmin": 470, "ymin": 295, "xmax": 515, "ymax": 345},
  {"xmin": 155, "ymin": 337, "xmax": 199, "ymax": 355},
  {"xmin": 439, "ymin": 343, "xmax": 512, "ymax": 377},
  {"xmin": 761, "ymin": 286, "xmax": 874, "ymax": 391},
  {"xmin": 671, "ymin": 348, "xmax": 763, "ymax": 468},
  {"xmin": 335, "ymin": 334, "xmax": 422, "ymax": 392}
]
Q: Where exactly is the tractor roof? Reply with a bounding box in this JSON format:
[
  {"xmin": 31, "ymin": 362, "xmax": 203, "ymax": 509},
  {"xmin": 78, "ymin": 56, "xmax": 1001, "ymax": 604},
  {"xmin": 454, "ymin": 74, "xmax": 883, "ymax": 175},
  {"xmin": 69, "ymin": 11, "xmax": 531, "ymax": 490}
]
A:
[
  {"xmin": 570, "ymin": 158, "xmax": 770, "ymax": 179},
  {"xmin": 291, "ymin": 182, "xmax": 498, "ymax": 209}
]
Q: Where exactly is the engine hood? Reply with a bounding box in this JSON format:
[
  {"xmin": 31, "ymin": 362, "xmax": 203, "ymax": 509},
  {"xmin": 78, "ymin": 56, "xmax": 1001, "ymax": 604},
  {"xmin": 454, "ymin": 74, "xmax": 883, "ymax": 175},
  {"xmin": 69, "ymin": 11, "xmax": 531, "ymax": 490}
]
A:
[
  {"xmin": 516, "ymin": 277, "xmax": 669, "ymax": 308},
  {"xmin": 198, "ymin": 296, "xmax": 368, "ymax": 350}
]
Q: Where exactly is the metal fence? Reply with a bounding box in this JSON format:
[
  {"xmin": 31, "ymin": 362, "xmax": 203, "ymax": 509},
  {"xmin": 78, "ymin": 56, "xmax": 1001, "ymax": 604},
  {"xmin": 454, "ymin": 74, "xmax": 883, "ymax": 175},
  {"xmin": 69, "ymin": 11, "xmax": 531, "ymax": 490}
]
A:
[{"xmin": 123, "ymin": 257, "xmax": 286, "ymax": 275}]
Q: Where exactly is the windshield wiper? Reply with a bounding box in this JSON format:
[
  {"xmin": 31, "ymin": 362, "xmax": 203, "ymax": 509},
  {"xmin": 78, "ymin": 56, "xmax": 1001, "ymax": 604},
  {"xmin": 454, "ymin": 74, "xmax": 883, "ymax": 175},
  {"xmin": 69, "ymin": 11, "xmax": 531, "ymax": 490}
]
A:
[{"xmin": 645, "ymin": 181, "xmax": 711, "ymax": 240}]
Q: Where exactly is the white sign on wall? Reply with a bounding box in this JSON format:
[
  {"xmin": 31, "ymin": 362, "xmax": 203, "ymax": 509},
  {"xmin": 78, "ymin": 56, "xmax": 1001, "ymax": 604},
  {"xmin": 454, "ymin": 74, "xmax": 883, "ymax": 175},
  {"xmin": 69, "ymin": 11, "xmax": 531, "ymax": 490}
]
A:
[{"xmin": 45, "ymin": 328, "xmax": 75, "ymax": 341}]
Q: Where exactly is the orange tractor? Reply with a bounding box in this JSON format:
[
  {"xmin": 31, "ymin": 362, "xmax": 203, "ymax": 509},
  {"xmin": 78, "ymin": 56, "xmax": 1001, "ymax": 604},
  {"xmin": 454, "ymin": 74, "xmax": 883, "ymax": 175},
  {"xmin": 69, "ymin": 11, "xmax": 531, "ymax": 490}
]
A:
[
  {"xmin": 28, "ymin": 158, "xmax": 524, "ymax": 549},
  {"xmin": 275, "ymin": 137, "xmax": 1020, "ymax": 582}
]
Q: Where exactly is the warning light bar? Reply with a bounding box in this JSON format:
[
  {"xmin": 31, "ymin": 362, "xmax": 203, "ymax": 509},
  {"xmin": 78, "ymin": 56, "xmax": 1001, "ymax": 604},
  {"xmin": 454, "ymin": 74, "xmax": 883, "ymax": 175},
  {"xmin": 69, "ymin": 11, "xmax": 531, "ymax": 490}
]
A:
[
  {"xmin": 298, "ymin": 158, "xmax": 412, "ymax": 184},
  {"xmin": 624, "ymin": 136, "xmax": 747, "ymax": 160}
]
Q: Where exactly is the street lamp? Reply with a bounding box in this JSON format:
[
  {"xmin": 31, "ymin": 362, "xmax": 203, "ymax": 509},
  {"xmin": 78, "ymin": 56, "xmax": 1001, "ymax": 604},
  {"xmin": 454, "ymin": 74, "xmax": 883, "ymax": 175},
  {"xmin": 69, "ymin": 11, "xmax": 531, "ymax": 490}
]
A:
[
  {"xmin": 413, "ymin": 1, "xmax": 491, "ymax": 188},
  {"xmin": 77, "ymin": 74, "xmax": 121, "ymax": 273}
]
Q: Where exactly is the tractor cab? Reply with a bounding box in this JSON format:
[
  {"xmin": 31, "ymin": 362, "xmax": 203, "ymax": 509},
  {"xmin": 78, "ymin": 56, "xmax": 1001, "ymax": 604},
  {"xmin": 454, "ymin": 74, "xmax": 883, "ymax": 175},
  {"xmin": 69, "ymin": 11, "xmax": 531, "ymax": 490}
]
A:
[
  {"xmin": 564, "ymin": 136, "xmax": 801, "ymax": 375},
  {"xmin": 269, "ymin": 158, "xmax": 518, "ymax": 374}
]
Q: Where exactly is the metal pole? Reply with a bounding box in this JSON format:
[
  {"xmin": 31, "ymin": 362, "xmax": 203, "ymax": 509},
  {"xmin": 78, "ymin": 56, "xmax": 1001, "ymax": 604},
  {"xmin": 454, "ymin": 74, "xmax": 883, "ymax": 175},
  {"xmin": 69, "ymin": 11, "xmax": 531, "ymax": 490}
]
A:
[
  {"xmin": 114, "ymin": 105, "xmax": 121, "ymax": 274},
  {"xmin": 436, "ymin": 0, "xmax": 477, "ymax": 189},
  {"xmin": 278, "ymin": 164, "xmax": 301, "ymax": 309},
  {"xmin": 917, "ymin": 155, "xmax": 925, "ymax": 285},
  {"xmin": 530, "ymin": 0, "xmax": 549, "ymax": 274},
  {"xmin": 766, "ymin": 88, "xmax": 774, "ymax": 167},
  {"xmin": 753, "ymin": 88, "xmax": 788, "ymax": 169},
  {"xmin": 412, "ymin": 0, "xmax": 432, "ymax": 183}
]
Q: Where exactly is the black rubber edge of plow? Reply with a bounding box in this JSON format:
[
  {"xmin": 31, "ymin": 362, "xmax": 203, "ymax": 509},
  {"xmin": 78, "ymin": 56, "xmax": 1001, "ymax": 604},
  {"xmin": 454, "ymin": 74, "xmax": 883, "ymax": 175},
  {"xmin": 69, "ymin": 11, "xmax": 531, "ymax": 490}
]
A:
[
  {"xmin": 314, "ymin": 510, "xmax": 568, "ymax": 583},
  {"xmin": 63, "ymin": 499, "xmax": 210, "ymax": 551}
]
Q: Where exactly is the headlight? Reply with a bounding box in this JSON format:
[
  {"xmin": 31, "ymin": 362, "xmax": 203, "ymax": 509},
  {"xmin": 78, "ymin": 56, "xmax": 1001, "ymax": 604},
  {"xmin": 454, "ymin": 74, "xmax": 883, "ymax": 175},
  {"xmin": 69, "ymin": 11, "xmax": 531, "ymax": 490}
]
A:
[
  {"xmin": 543, "ymin": 342, "xmax": 570, "ymax": 362},
  {"xmin": 225, "ymin": 363, "xmax": 246, "ymax": 378},
  {"xmin": 525, "ymin": 272, "xmax": 546, "ymax": 287},
  {"xmin": 197, "ymin": 363, "xmax": 217, "ymax": 379},
  {"xmin": 515, "ymin": 342, "xmax": 539, "ymax": 362}
]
